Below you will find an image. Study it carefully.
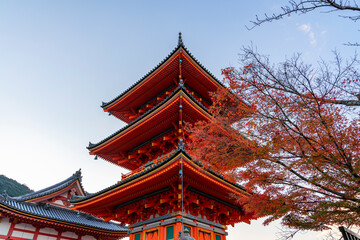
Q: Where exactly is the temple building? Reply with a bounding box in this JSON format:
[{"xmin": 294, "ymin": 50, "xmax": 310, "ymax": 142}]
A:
[
  {"xmin": 0, "ymin": 170, "xmax": 128, "ymax": 240},
  {"xmin": 71, "ymin": 34, "xmax": 255, "ymax": 240}
]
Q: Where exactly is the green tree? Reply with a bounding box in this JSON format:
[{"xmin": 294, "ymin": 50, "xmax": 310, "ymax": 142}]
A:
[{"xmin": 0, "ymin": 175, "xmax": 33, "ymax": 197}]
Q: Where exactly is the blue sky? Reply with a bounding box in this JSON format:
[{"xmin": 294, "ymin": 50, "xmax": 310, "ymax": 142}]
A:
[{"xmin": 0, "ymin": 1, "xmax": 358, "ymax": 239}]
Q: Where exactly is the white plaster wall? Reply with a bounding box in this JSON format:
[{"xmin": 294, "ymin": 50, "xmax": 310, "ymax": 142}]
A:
[
  {"xmin": 0, "ymin": 218, "xmax": 101, "ymax": 240},
  {"xmin": 0, "ymin": 218, "xmax": 10, "ymax": 235},
  {"xmin": 37, "ymin": 235, "xmax": 57, "ymax": 240},
  {"xmin": 12, "ymin": 230, "xmax": 34, "ymax": 239},
  {"xmin": 15, "ymin": 222, "xmax": 36, "ymax": 231},
  {"xmin": 54, "ymin": 200, "xmax": 64, "ymax": 206},
  {"xmin": 62, "ymin": 231, "xmax": 78, "ymax": 238},
  {"xmin": 60, "ymin": 193, "xmax": 68, "ymax": 198},
  {"xmin": 82, "ymin": 235, "xmax": 97, "ymax": 240},
  {"xmin": 39, "ymin": 227, "xmax": 58, "ymax": 235}
]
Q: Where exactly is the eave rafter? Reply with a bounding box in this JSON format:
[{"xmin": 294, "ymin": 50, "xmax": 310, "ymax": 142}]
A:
[
  {"xmin": 123, "ymin": 129, "xmax": 180, "ymax": 170},
  {"xmin": 110, "ymin": 85, "xmax": 179, "ymax": 123},
  {"xmin": 89, "ymin": 89, "xmax": 211, "ymax": 170},
  {"xmin": 88, "ymin": 186, "xmax": 248, "ymax": 226}
]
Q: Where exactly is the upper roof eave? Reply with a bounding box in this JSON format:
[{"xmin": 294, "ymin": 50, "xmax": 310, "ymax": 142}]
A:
[{"xmin": 100, "ymin": 41, "xmax": 225, "ymax": 111}]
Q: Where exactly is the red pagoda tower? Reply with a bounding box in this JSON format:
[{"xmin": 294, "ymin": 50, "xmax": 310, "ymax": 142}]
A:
[{"xmin": 71, "ymin": 34, "xmax": 255, "ymax": 240}]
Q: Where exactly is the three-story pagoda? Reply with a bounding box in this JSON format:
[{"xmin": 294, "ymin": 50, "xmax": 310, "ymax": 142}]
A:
[{"xmin": 71, "ymin": 34, "xmax": 255, "ymax": 240}]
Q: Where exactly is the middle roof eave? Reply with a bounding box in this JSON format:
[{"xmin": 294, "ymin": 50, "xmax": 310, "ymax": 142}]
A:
[{"xmin": 88, "ymin": 87, "xmax": 211, "ymax": 153}]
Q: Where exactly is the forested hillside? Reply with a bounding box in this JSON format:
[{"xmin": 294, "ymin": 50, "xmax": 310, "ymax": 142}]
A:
[{"xmin": 0, "ymin": 175, "xmax": 33, "ymax": 197}]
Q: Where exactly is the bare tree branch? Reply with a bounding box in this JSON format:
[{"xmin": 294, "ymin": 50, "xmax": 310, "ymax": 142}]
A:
[
  {"xmin": 246, "ymin": 0, "xmax": 360, "ymax": 45},
  {"xmin": 247, "ymin": 0, "xmax": 360, "ymax": 30}
]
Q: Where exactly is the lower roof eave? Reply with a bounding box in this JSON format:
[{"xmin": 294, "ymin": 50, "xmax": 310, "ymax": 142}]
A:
[
  {"xmin": 71, "ymin": 150, "xmax": 250, "ymax": 209},
  {"xmin": 0, "ymin": 202, "xmax": 128, "ymax": 236}
]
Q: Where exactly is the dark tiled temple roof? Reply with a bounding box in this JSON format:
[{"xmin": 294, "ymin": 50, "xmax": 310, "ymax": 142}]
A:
[
  {"xmin": 101, "ymin": 34, "xmax": 225, "ymax": 109},
  {"xmin": 12, "ymin": 169, "xmax": 86, "ymax": 202},
  {"xmin": 0, "ymin": 195, "xmax": 128, "ymax": 232},
  {"xmin": 71, "ymin": 148, "xmax": 247, "ymax": 204},
  {"xmin": 88, "ymin": 86, "xmax": 210, "ymax": 149}
]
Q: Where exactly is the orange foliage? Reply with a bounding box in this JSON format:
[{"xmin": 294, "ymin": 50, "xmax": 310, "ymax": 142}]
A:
[{"xmin": 188, "ymin": 62, "xmax": 360, "ymax": 231}]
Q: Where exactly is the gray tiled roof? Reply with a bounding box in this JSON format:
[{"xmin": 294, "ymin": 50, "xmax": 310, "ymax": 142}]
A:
[
  {"xmin": 0, "ymin": 195, "xmax": 128, "ymax": 232},
  {"xmin": 12, "ymin": 169, "xmax": 86, "ymax": 201}
]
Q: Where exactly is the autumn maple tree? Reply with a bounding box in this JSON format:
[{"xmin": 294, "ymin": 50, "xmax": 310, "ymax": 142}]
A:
[{"xmin": 188, "ymin": 49, "xmax": 360, "ymax": 231}]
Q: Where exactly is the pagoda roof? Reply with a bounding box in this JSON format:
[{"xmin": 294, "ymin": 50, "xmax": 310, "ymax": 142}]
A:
[
  {"xmin": 101, "ymin": 34, "xmax": 225, "ymax": 123},
  {"xmin": 0, "ymin": 194, "xmax": 128, "ymax": 234},
  {"xmin": 12, "ymin": 169, "xmax": 86, "ymax": 202},
  {"xmin": 71, "ymin": 148, "xmax": 249, "ymax": 211},
  {"xmin": 88, "ymin": 87, "xmax": 211, "ymax": 169}
]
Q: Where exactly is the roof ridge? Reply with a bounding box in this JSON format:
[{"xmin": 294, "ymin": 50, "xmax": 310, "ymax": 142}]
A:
[
  {"xmin": 181, "ymin": 45, "xmax": 225, "ymax": 88},
  {"xmin": 12, "ymin": 169, "xmax": 84, "ymax": 201},
  {"xmin": 101, "ymin": 45, "xmax": 181, "ymax": 109}
]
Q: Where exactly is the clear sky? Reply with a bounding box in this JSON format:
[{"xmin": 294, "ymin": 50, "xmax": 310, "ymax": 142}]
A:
[{"xmin": 0, "ymin": 1, "xmax": 357, "ymax": 239}]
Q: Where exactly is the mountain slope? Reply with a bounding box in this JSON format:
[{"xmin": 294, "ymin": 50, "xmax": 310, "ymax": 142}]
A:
[{"xmin": 0, "ymin": 175, "xmax": 33, "ymax": 197}]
